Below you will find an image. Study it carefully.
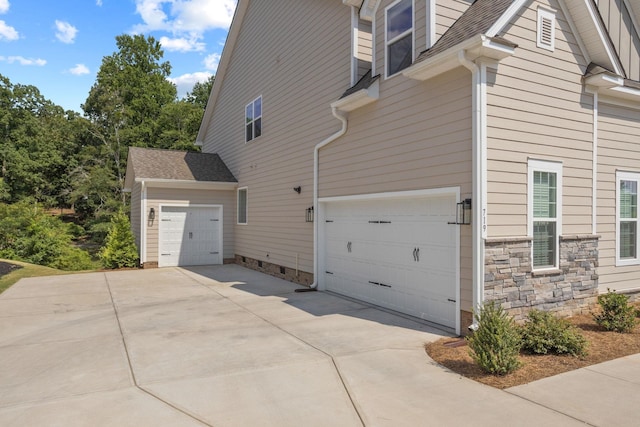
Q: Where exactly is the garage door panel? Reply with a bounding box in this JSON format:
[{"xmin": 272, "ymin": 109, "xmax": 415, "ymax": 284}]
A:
[
  {"xmin": 159, "ymin": 206, "xmax": 222, "ymax": 267},
  {"xmin": 323, "ymin": 194, "xmax": 458, "ymax": 329}
]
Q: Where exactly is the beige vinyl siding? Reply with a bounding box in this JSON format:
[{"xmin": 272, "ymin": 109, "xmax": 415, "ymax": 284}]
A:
[
  {"xmin": 486, "ymin": 0, "xmax": 593, "ymax": 238},
  {"xmin": 131, "ymin": 182, "xmax": 142, "ymax": 252},
  {"xmin": 357, "ymin": 18, "xmax": 373, "ymax": 80},
  {"xmin": 597, "ymin": 0, "xmax": 640, "ymax": 81},
  {"xmin": 319, "ymin": 64, "xmax": 474, "ymax": 311},
  {"xmin": 435, "ymin": 0, "xmax": 472, "ymax": 42},
  {"xmin": 145, "ymin": 188, "xmax": 236, "ymax": 263},
  {"xmin": 596, "ymin": 102, "xmax": 640, "ymax": 293},
  {"xmin": 201, "ymin": 0, "xmax": 351, "ymax": 274}
]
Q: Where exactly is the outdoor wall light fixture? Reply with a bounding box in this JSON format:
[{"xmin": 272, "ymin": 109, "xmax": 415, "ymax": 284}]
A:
[
  {"xmin": 305, "ymin": 206, "xmax": 314, "ymax": 223},
  {"xmin": 448, "ymin": 199, "xmax": 471, "ymax": 225},
  {"xmin": 293, "ymin": 186, "xmax": 302, "ymax": 194},
  {"xmin": 148, "ymin": 207, "xmax": 155, "ymax": 221}
]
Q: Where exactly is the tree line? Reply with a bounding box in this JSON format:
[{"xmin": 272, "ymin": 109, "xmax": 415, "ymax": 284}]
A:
[{"xmin": 0, "ymin": 34, "xmax": 214, "ymax": 269}]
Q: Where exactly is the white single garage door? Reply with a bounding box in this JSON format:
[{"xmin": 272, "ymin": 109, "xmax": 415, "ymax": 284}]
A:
[
  {"xmin": 322, "ymin": 194, "xmax": 458, "ymax": 329},
  {"xmin": 159, "ymin": 205, "xmax": 222, "ymax": 267}
]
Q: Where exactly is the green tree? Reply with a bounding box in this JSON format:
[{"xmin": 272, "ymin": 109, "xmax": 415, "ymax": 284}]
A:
[
  {"xmin": 185, "ymin": 75, "xmax": 215, "ymax": 109},
  {"xmin": 156, "ymin": 100, "xmax": 203, "ymax": 151},
  {"xmin": 99, "ymin": 209, "xmax": 138, "ymax": 269}
]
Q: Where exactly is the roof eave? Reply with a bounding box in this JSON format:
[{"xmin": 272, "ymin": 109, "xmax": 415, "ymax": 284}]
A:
[
  {"xmin": 331, "ymin": 78, "xmax": 379, "ymax": 113},
  {"xmin": 403, "ymin": 35, "xmax": 516, "ymax": 82},
  {"xmin": 585, "ymin": 73, "xmax": 640, "ymax": 103},
  {"xmin": 135, "ymin": 178, "xmax": 238, "ymax": 191}
]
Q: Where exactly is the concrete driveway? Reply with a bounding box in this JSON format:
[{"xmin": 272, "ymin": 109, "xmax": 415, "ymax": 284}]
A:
[{"xmin": 0, "ymin": 265, "xmax": 638, "ymax": 426}]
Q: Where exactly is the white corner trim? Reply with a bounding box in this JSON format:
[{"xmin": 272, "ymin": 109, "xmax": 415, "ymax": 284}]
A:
[{"xmin": 141, "ymin": 181, "xmax": 147, "ymax": 264}]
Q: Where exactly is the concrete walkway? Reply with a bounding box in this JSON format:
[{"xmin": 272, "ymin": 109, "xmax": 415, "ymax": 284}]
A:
[{"xmin": 0, "ymin": 265, "xmax": 637, "ymax": 426}]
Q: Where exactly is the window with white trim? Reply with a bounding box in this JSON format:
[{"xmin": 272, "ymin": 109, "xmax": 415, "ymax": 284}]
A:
[
  {"xmin": 617, "ymin": 172, "xmax": 640, "ymax": 265},
  {"xmin": 237, "ymin": 187, "xmax": 248, "ymax": 224},
  {"xmin": 537, "ymin": 7, "xmax": 556, "ymax": 51},
  {"xmin": 528, "ymin": 160, "xmax": 562, "ymax": 270},
  {"xmin": 245, "ymin": 96, "xmax": 262, "ymax": 142},
  {"xmin": 385, "ymin": 0, "xmax": 413, "ymax": 77}
]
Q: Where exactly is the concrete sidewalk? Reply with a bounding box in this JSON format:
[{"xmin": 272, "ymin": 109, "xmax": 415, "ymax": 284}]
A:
[{"xmin": 0, "ymin": 265, "xmax": 637, "ymax": 426}]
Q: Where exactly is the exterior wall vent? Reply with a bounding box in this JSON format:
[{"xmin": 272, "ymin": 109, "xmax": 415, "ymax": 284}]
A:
[{"xmin": 537, "ymin": 7, "xmax": 556, "ymax": 52}]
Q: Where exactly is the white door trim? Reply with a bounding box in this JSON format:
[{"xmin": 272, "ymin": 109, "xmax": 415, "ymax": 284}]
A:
[
  {"xmin": 158, "ymin": 203, "xmax": 224, "ymax": 267},
  {"xmin": 318, "ymin": 187, "xmax": 460, "ymax": 334}
]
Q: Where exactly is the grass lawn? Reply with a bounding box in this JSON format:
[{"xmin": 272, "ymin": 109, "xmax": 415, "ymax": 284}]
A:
[{"xmin": 0, "ymin": 259, "xmax": 74, "ymax": 294}]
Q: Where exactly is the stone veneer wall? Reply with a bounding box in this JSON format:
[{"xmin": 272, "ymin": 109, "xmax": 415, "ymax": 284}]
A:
[
  {"xmin": 484, "ymin": 235, "xmax": 599, "ymax": 321},
  {"xmin": 235, "ymin": 255, "xmax": 314, "ymax": 286}
]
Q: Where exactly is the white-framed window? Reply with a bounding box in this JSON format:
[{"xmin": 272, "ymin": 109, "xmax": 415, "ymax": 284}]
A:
[
  {"xmin": 237, "ymin": 187, "xmax": 248, "ymax": 225},
  {"xmin": 385, "ymin": 0, "xmax": 413, "ymax": 77},
  {"xmin": 537, "ymin": 7, "xmax": 556, "ymax": 51},
  {"xmin": 245, "ymin": 96, "xmax": 262, "ymax": 142},
  {"xmin": 528, "ymin": 159, "xmax": 562, "ymax": 270},
  {"xmin": 616, "ymin": 171, "xmax": 640, "ymax": 265}
]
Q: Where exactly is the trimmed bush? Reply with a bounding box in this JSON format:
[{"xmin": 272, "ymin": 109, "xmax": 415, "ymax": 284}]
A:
[
  {"xmin": 467, "ymin": 302, "xmax": 522, "ymax": 375},
  {"xmin": 520, "ymin": 310, "xmax": 587, "ymax": 357},
  {"xmin": 593, "ymin": 289, "xmax": 638, "ymax": 333},
  {"xmin": 99, "ymin": 209, "xmax": 139, "ymax": 269}
]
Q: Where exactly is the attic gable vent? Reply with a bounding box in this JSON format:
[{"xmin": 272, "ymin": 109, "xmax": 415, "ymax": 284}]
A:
[{"xmin": 537, "ymin": 7, "xmax": 556, "ymax": 51}]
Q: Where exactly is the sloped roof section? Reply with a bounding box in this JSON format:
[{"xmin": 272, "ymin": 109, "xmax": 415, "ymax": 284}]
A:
[
  {"xmin": 339, "ymin": 70, "xmax": 380, "ymax": 99},
  {"xmin": 127, "ymin": 147, "xmax": 237, "ymax": 183},
  {"xmin": 415, "ymin": 0, "xmax": 515, "ymax": 63}
]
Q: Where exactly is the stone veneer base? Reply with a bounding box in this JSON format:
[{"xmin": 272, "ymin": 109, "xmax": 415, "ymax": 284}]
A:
[
  {"xmin": 235, "ymin": 255, "xmax": 314, "ymax": 286},
  {"xmin": 484, "ymin": 235, "xmax": 599, "ymax": 321}
]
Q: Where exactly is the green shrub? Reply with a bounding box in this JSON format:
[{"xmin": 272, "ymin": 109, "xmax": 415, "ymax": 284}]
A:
[
  {"xmin": 593, "ymin": 289, "xmax": 638, "ymax": 333},
  {"xmin": 520, "ymin": 310, "xmax": 587, "ymax": 357},
  {"xmin": 51, "ymin": 246, "xmax": 96, "ymax": 271},
  {"xmin": 99, "ymin": 209, "xmax": 139, "ymax": 269},
  {"xmin": 466, "ymin": 302, "xmax": 522, "ymax": 375}
]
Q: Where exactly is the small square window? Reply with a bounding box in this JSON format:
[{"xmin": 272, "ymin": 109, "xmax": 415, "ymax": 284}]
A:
[{"xmin": 245, "ymin": 96, "xmax": 262, "ymax": 142}]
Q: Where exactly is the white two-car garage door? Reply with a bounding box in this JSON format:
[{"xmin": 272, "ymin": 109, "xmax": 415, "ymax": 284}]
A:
[
  {"xmin": 159, "ymin": 205, "xmax": 222, "ymax": 267},
  {"xmin": 322, "ymin": 192, "xmax": 459, "ymax": 329}
]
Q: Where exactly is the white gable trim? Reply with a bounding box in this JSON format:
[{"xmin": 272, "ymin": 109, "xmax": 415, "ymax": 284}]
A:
[{"xmin": 485, "ymin": 0, "xmax": 529, "ymax": 36}]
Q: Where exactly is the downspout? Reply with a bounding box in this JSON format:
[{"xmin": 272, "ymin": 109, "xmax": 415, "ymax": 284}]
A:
[
  {"xmin": 592, "ymin": 90, "xmax": 598, "ymax": 235},
  {"xmin": 141, "ymin": 180, "xmax": 147, "ymax": 266},
  {"xmin": 301, "ymin": 107, "xmax": 348, "ymax": 290},
  {"xmin": 459, "ymin": 51, "xmax": 486, "ymax": 330}
]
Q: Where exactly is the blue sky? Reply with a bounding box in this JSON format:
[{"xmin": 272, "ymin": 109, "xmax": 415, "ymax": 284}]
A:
[{"xmin": 0, "ymin": 0, "xmax": 236, "ymax": 113}]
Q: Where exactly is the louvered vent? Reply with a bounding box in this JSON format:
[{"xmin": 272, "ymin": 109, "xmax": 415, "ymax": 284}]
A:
[{"xmin": 537, "ymin": 8, "xmax": 556, "ymax": 51}]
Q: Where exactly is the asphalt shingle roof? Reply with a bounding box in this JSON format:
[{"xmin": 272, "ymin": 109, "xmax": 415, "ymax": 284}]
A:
[
  {"xmin": 415, "ymin": 0, "xmax": 515, "ymax": 63},
  {"xmin": 127, "ymin": 147, "xmax": 237, "ymax": 183}
]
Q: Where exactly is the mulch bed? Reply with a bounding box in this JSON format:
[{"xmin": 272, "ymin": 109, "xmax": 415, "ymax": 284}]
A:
[
  {"xmin": 425, "ymin": 312, "xmax": 640, "ymax": 389},
  {"xmin": 0, "ymin": 261, "xmax": 22, "ymax": 278}
]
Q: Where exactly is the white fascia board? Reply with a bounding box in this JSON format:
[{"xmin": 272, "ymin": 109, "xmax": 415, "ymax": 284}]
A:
[
  {"xmin": 403, "ymin": 35, "xmax": 515, "ymax": 82},
  {"xmin": 485, "ymin": 0, "xmax": 529, "ymax": 36},
  {"xmin": 137, "ymin": 178, "xmax": 237, "ymax": 191},
  {"xmin": 585, "ymin": 73, "xmax": 640, "ymax": 102},
  {"xmin": 330, "ymin": 79, "xmax": 379, "ymax": 113}
]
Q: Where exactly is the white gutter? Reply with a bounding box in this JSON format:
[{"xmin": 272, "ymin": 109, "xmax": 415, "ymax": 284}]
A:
[
  {"xmin": 458, "ymin": 51, "xmax": 487, "ymax": 330},
  {"xmin": 310, "ymin": 107, "xmax": 349, "ymax": 289}
]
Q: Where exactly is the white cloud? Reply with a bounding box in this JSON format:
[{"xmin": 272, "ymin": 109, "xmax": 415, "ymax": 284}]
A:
[
  {"xmin": 169, "ymin": 71, "xmax": 212, "ymax": 98},
  {"xmin": 0, "ymin": 0, "xmax": 9, "ymax": 14},
  {"xmin": 69, "ymin": 63, "xmax": 90, "ymax": 75},
  {"xmin": 0, "ymin": 20, "xmax": 18, "ymax": 41},
  {"xmin": 133, "ymin": 0, "xmax": 236, "ymax": 34},
  {"xmin": 96, "ymin": 0, "xmax": 103, "ymax": 6},
  {"xmin": 0, "ymin": 55, "xmax": 46, "ymax": 66},
  {"xmin": 160, "ymin": 35, "xmax": 205, "ymax": 52},
  {"xmin": 203, "ymin": 52, "xmax": 220, "ymax": 71},
  {"xmin": 55, "ymin": 20, "xmax": 78, "ymax": 44}
]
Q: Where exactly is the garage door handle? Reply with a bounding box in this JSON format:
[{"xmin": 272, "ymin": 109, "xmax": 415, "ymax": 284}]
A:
[
  {"xmin": 347, "ymin": 241, "xmax": 352, "ymax": 253},
  {"xmin": 448, "ymin": 298, "xmax": 456, "ymax": 303},
  {"xmin": 416, "ymin": 247, "xmax": 420, "ymax": 262}
]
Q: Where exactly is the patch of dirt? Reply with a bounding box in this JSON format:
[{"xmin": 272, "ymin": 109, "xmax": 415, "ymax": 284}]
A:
[
  {"xmin": 0, "ymin": 261, "xmax": 22, "ymax": 278},
  {"xmin": 425, "ymin": 312, "xmax": 640, "ymax": 389}
]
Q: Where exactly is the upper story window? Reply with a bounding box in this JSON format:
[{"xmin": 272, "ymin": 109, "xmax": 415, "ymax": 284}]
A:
[
  {"xmin": 245, "ymin": 96, "xmax": 262, "ymax": 142},
  {"xmin": 528, "ymin": 159, "xmax": 562, "ymax": 270},
  {"xmin": 617, "ymin": 172, "xmax": 640, "ymax": 265},
  {"xmin": 385, "ymin": 0, "xmax": 413, "ymax": 77},
  {"xmin": 537, "ymin": 7, "xmax": 556, "ymax": 51}
]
